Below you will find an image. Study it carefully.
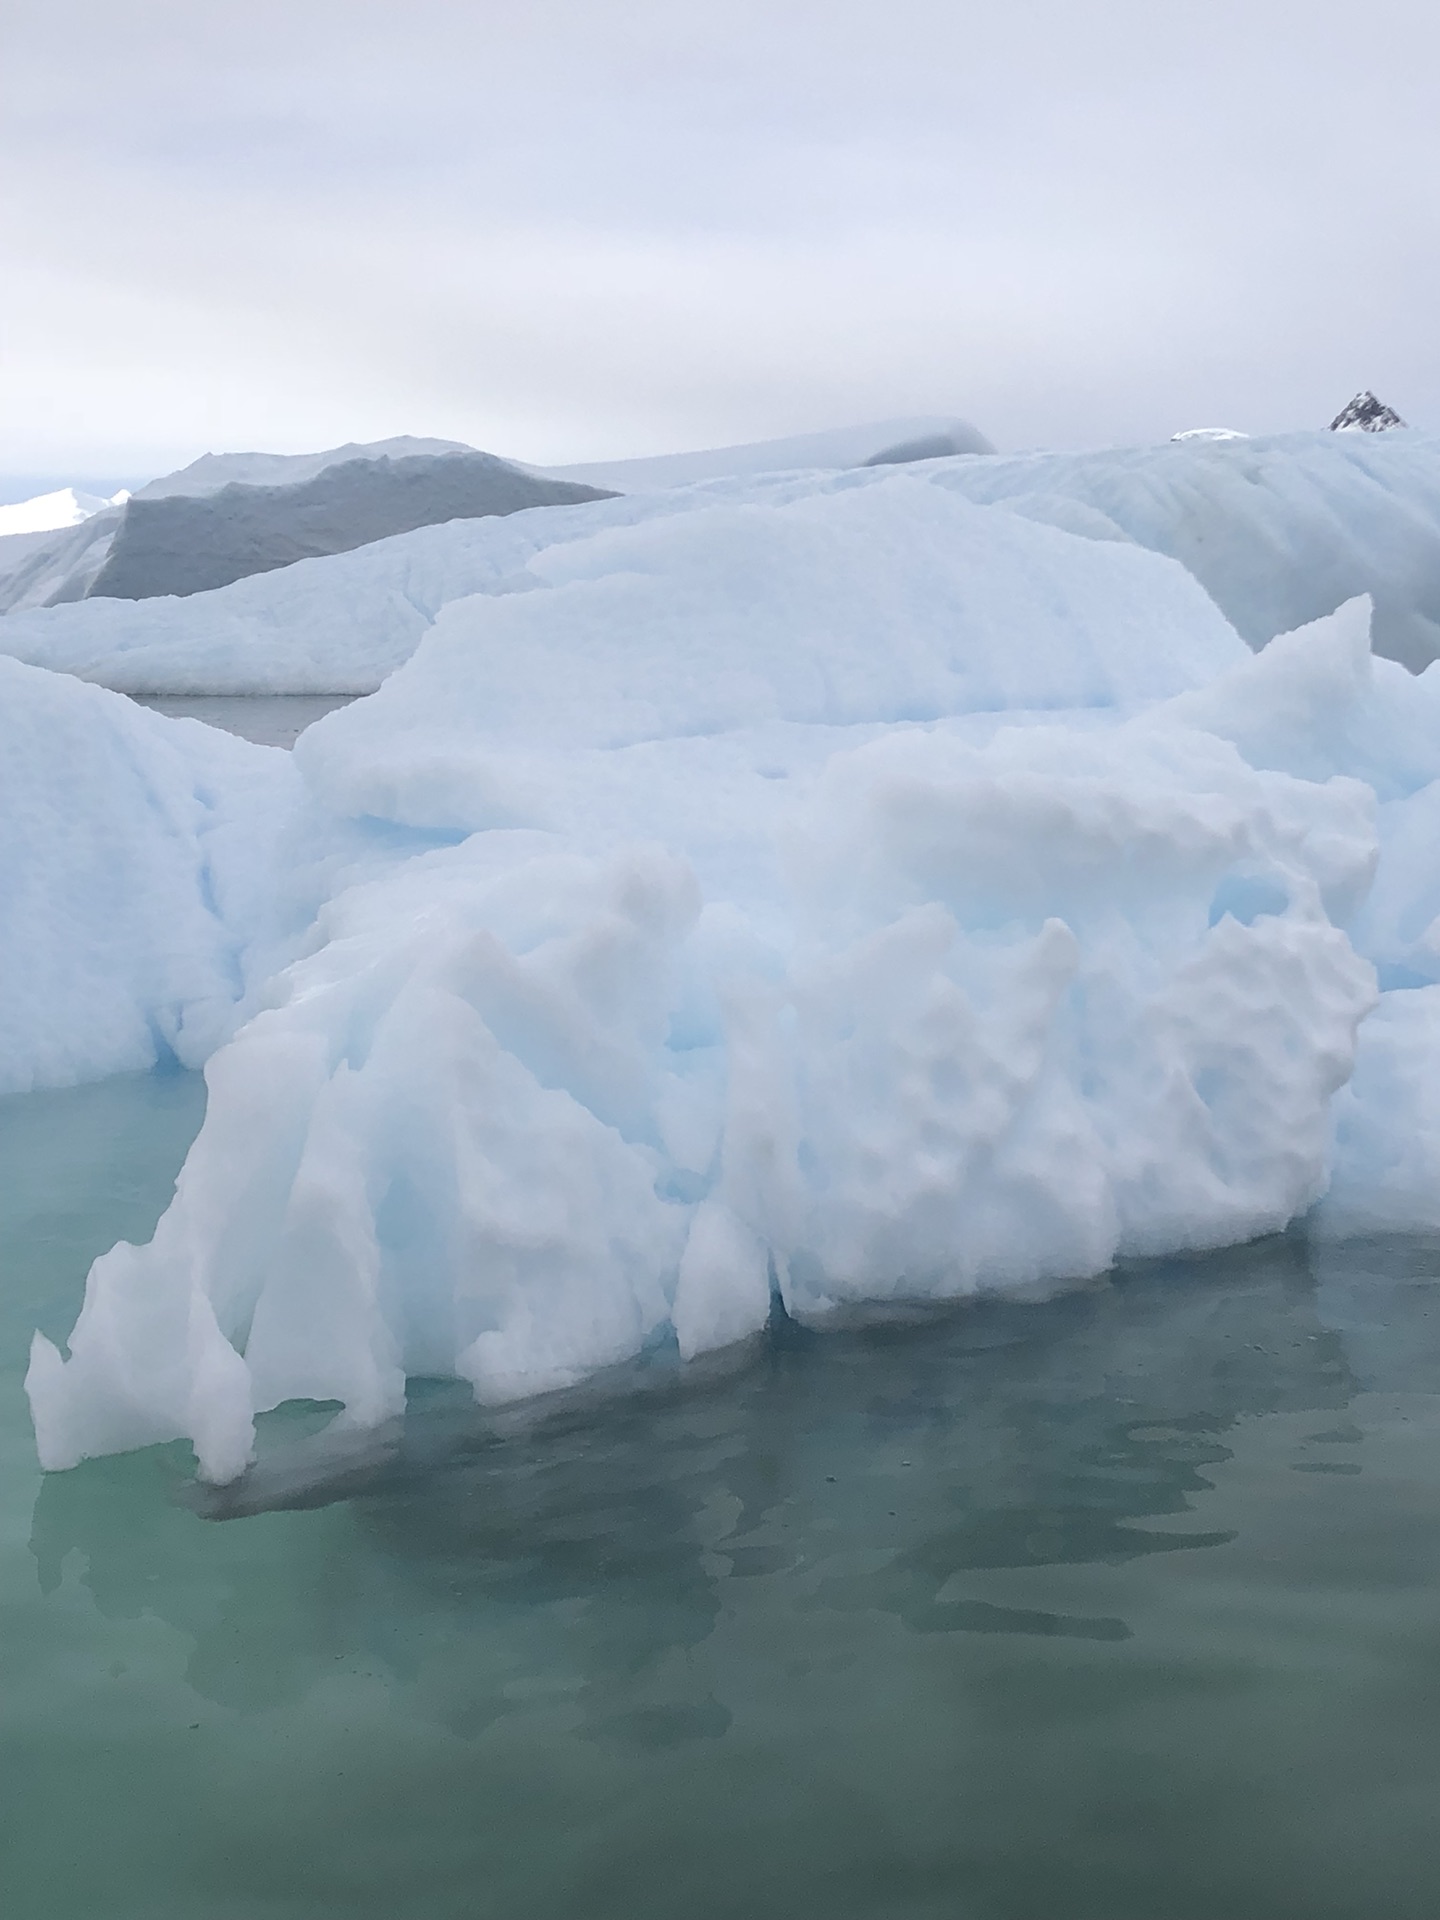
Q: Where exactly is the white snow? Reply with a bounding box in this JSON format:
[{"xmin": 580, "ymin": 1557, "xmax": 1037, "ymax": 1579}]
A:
[{"xmin": 0, "ymin": 486, "xmax": 123, "ymax": 537}]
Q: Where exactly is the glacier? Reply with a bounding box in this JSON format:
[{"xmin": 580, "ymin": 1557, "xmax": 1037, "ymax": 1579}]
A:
[{"xmin": 16, "ymin": 448, "xmax": 1440, "ymax": 1484}]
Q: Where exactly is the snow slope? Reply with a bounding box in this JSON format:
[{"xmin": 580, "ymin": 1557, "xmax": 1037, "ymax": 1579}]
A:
[{"xmin": 28, "ymin": 465, "xmax": 1440, "ymax": 1483}]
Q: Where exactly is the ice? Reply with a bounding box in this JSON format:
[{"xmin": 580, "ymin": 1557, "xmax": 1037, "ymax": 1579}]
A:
[
  {"xmin": 0, "ymin": 492, "xmax": 639, "ymax": 692},
  {"xmin": 131, "ymin": 436, "xmax": 477, "ymax": 501},
  {"xmin": 1316, "ymin": 987, "xmax": 1440, "ymax": 1234},
  {"xmin": 935, "ymin": 429, "xmax": 1440, "ymax": 671},
  {"xmin": 292, "ymin": 474, "xmax": 1245, "ymax": 838},
  {"xmin": 0, "ymin": 657, "xmax": 299, "ymax": 1097},
  {"xmin": 86, "ymin": 451, "xmax": 613, "ymax": 603},
  {"xmin": 540, "ymin": 416, "xmax": 994, "ymax": 491},
  {"xmin": 0, "ymin": 473, "xmax": 843, "ymax": 694},
  {"xmin": 0, "ymin": 486, "xmax": 123, "ymax": 537},
  {"xmin": 7, "ymin": 425, "xmax": 1440, "ymax": 696},
  {"xmin": 27, "ymin": 475, "xmax": 1421, "ymax": 1483},
  {"xmin": 0, "ymin": 507, "xmax": 125, "ymax": 615},
  {"xmin": 0, "ymin": 420, "xmax": 987, "ymax": 625}
]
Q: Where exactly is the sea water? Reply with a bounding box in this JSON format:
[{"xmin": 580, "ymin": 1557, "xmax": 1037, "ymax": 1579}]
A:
[
  {"xmin": 131, "ymin": 694, "xmax": 355, "ymax": 748},
  {"xmin": 2, "ymin": 1069, "xmax": 1439, "ymax": 1920}
]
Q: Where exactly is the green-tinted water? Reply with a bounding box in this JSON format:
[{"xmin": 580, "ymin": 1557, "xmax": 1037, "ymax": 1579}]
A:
[{"xmin": 2, "ymin": 1072, "xmax": 1439, "ymax": 1920}]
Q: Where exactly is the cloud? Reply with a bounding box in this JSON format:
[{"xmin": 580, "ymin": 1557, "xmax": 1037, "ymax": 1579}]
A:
[{"xmin": 3, "ymin": 0, "xmax": 1438, "ymax": 472}]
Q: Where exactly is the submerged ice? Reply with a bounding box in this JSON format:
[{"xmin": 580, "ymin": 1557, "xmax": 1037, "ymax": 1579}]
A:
[{"xmin": 17, "ymin": 447, "xmax": 1440, "ymax": 1482}]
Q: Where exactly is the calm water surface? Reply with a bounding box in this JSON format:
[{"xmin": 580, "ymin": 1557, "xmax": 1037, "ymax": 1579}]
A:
[
  {"xmin": 131, "ymin": 694, "xmax": 355, "ymax": 747},
  {"xmin": 2, "ymin": 1071, "xmax": 1439, "ymax": 1920}
]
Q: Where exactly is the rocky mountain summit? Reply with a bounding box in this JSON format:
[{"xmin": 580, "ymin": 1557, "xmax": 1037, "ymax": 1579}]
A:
[{"xmin": 1330, "ymin": 391, "xmax": 1406, "ymax": 432}]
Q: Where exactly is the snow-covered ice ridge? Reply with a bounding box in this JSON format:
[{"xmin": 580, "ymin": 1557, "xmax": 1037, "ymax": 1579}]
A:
[
  {"xmin": 6, "ymin": 426, "xmax": 1440, "ymax": 692},
  {"xmin": 18, "ymin": 460, "xmax": 1440, "ymax": 1484}
]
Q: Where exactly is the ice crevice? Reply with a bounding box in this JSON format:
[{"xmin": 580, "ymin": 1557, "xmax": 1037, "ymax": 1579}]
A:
[{"xmin": 13, "ymin": 462, "xmax": 1440, "ymax": 1481}]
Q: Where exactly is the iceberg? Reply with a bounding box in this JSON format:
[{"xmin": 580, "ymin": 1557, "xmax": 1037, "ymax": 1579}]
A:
[
  {"xmin": 0, "ymin": 485, "xmax": 126, "ymax": 538},
  {"xmin": 6, "ymin": 426, "xmax": 1440, "ymax": 696},
  {"xmin": 0, "ymin": 505, "xmax": 127, "ymax": 615},
  {"xmin": 85, "ymin": 451, "xmax": 614, "ymax": 603},
  {"xmin": 936, "ymin": 429, "xmax": 1440, "ymax": 671},
  {"xmin": 129, "ymin": 435, "xmax": 477, "ymax": 501},
  {"xmin": 29, "ymin": 466, "xmax": 1438, "ymax": 1485},
  {"xmin": 539, "ymin": 415, "xmax": 995, "ymax": 491},
  {"xmin": 0, "ymin": 438, "xmax": 607, "ymax": 616},
  {"xmin": 0, "ymin": 657, "xmax": 299, "ymax": 1095}
]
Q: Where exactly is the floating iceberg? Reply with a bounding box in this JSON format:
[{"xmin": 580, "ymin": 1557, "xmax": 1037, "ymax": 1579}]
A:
[{"xmin": 27, "ymin": 456, "xmax": 1440, "ymax": 1483}]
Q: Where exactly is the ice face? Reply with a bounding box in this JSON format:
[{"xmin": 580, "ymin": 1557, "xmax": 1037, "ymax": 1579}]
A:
[
  {"xmin": 85, "ymin": 452, "xmax": 614, "ymax": 603},
  {"xmin": 0, "ymin": 658, "xmax": 300, "ymax": 1097},
  {"xmin": 27, "ymin": 458, "xmax": 1440, "ymax": 1483}
]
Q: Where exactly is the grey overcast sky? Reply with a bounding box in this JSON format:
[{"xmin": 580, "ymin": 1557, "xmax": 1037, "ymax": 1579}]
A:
[{"xmin": 2, "ymin": 0, "xmax": 1438, "ymax": 477}]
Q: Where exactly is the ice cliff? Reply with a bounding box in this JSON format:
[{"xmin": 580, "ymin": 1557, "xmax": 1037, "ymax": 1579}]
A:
[
  {"xmin": 16, "ymin": 451, "xmax": 1440, "ymax": 1482},
  {"xmin": 0, "ymin": 442, "xmax": 610, "ymax": 615},
  {"xmin": 85, "ymin": 451, "xmax": 614, "ymax": 601}
]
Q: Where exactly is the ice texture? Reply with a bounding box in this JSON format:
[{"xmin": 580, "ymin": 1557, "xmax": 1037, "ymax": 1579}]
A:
[
  {"xmin": 0, "ymin": 508, "xmax": 124, "ymax": 615},
  {"xmin": 87, "ymin": 452, "xmax": 613, "ymax": 602},
  {"xmin": 0, "ymin": 443, "xmax": 606, "ymax": 618},
  {"xmin": 540, "ymin": 415, "xmax": 994, "ymax": 490},
  {"xmin": 934, "ymin": 429, "xmax": 1440, "ymax": 671},
  {"xmin": 131, "ymin": 436, "xmax": 476, "ymax": 500},
  {"xmin": 7, "ymin": 428, "xmax": 1440, "ymax": 694},
  {"xmin": 0, "ymin": 658, "xmax": 299, "ymax": 1095},
  {"xmin": 0, "ymin": 486, "xmax": 122, "ymax": 537},
  {"xmin": 29, "ymin": 455, "xmax": 1440, "ymax": 1484}
]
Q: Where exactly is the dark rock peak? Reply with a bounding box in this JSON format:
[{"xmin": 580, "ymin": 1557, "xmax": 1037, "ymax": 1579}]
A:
[{"xmin": 1329, "ymin": 391, "xmax": 1406, "ymax": 433}]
